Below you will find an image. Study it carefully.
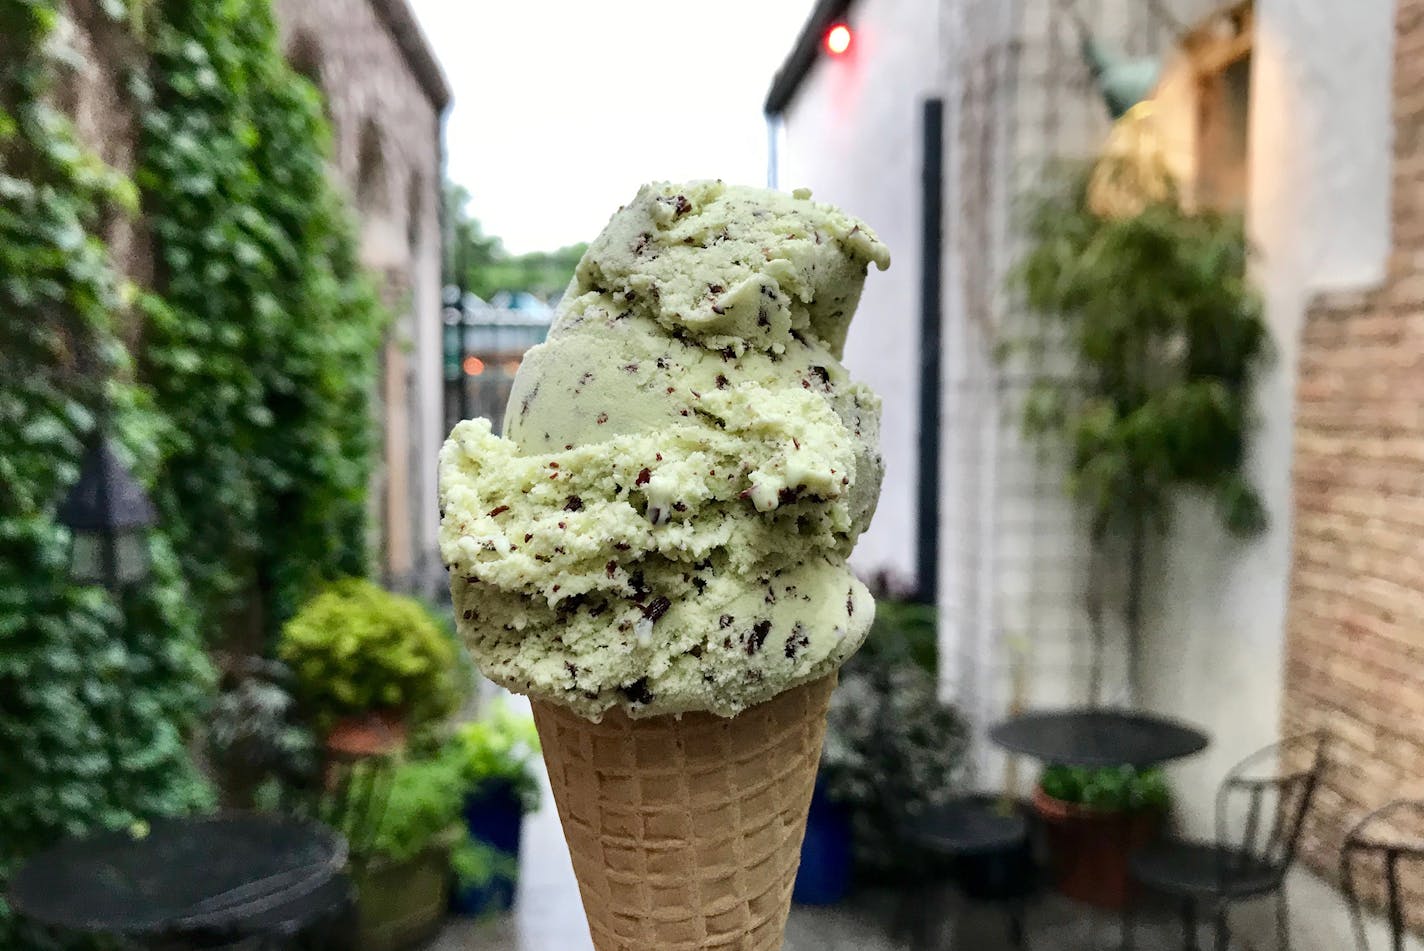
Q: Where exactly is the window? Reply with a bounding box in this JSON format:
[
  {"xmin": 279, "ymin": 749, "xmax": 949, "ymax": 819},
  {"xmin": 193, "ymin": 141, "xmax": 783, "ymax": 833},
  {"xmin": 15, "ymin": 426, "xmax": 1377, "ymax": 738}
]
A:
[
  {"xmin": 356, "ymin": 120, "xmax": 389, "ymax": 214},
  {"xmin": 286, "ymin": 32, "xmax": 333, "ymax": 125},
  {"xmin": 1190, "ymin": 7, "xmax": 1252, "ymax": 212}
]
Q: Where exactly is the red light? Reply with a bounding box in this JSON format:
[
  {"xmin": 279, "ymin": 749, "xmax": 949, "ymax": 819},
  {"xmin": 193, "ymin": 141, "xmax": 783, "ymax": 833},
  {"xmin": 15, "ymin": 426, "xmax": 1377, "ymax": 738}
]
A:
[
  {"xmin": 825, "ymin": 23, "xmax": 852, "ymax": 56},
  {"xmin": 462, "ymin": 355, "xmax": 485, "ymax": 376}
]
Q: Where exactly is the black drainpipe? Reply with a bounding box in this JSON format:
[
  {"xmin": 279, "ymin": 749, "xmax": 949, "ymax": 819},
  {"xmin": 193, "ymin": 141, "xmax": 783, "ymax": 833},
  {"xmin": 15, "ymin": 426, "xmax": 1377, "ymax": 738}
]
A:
[{"xmin": 916, "ymin": 97, "xmax": 944, "ymax": 606}]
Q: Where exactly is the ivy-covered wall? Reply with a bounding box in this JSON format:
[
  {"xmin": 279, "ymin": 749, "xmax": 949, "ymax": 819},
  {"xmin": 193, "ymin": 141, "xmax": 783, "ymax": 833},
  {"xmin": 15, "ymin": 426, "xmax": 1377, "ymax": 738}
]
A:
[
  {"xmin": 0, "ymin": 0, "xmax": 389, "ymax": 942},
  {"xmin": 138, "ymin": 0, "xmax": 386, "ymax": 634}
]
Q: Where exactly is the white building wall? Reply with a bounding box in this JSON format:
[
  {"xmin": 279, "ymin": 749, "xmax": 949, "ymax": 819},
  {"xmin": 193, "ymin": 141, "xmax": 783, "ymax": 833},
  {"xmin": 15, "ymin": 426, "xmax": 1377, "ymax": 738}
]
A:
[
  {"xmin": 779, "ymin": 0, "xmax": 1214, "ymax": 723},
  {"xmin": 779, "ymin": 0, "xmax": 946, "ymax": 588},
  {"xmin": 1141, "ymin": 0, "xmax": 1395, "ymax": 841}
]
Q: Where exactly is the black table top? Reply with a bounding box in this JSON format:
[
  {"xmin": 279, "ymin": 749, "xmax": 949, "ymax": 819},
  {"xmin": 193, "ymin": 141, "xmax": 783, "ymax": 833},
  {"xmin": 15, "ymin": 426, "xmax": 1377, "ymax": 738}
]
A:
[
  {"xmin": 908, "ymin": 795, "xmax": 1029, "ymax": 857},
  {"xmin": 989, "ymin": 707, "xmax": 1209, "ymax": 769},
  {"xmin": 7, "ymin": 813, "xmax": 348, "ymax": 936}
]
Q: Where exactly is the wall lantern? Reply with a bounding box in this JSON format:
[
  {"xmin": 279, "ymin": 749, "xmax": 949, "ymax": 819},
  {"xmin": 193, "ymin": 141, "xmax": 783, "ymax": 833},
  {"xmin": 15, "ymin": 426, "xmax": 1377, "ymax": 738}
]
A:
[{"xmin": 57, "ymin": 433, "xmax": 157, "ymax": 589}]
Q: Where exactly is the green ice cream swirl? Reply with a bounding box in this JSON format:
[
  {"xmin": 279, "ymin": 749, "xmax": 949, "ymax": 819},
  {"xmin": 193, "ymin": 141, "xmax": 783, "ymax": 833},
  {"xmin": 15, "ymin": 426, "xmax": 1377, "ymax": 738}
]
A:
[{"xmin": 439, "ymin": 180, "xmax": 889, "ymax": 720}]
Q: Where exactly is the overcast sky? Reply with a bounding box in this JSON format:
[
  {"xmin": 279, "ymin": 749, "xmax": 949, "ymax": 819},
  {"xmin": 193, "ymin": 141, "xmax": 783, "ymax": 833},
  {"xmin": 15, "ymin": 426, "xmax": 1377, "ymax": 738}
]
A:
[{"xmin": 409, "ymin": 1, "xmax": 812, "ymax": 254}]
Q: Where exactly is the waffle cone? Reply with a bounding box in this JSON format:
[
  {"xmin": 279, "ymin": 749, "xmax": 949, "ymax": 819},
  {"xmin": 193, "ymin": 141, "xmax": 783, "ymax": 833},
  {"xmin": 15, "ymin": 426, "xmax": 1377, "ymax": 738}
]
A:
[{"xmin": 531, "ymin": 674, "xmax": 836, "ymax": 951}]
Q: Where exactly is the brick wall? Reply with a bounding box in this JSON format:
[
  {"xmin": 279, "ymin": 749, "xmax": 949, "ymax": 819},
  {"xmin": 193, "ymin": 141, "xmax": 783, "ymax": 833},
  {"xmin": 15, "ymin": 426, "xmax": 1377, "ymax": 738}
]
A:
[{"xmin": 1283, "ymin": 0, "xmax": 1424, "ymax": 923}]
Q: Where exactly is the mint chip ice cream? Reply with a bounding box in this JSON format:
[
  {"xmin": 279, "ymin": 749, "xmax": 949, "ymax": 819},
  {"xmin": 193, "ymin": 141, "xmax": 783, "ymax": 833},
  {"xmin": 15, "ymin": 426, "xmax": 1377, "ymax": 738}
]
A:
[{"xmin": 439, "ymin": 180, "xmax": 889, "ymax": 720}]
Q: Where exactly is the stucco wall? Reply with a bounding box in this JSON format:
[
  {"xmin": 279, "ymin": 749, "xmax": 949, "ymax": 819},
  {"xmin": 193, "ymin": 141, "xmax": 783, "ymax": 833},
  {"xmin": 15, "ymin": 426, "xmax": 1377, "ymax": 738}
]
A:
[
  {"xmin": 778, "ymin": 0, "xmax": 945, "ymax": 589},
  {"xmin": 1137, "ymin": 0, "xmax": 1400, "ymax": 946},
  {"xmin": 940, "ymin": 0, "xmax": 1223, "ymax": 761},
  {"xmin": 777, "ymin": 0, "xmax": 1218, "ymax": 735}
]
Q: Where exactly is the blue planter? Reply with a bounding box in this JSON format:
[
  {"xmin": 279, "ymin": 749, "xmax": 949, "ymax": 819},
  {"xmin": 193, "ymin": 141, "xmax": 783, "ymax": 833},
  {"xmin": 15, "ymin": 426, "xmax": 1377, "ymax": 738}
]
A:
[
  {"xmin": 450, "ymin": 781, "xmax": 524, "ymax": 916},
  {"xmin": 793, "ymin": 780, "xmax": 853, "ymax": 905}
]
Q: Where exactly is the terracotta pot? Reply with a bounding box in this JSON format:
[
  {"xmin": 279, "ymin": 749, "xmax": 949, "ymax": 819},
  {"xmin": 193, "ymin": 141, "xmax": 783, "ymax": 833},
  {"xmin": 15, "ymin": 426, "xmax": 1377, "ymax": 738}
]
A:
[
  {"xmin": 324, "ymin": 709, "xmax": 408, "ymax": 759},
  {"xmin": 1032, "ymin": 785, "xmax": 1164, "ymax": 909}
]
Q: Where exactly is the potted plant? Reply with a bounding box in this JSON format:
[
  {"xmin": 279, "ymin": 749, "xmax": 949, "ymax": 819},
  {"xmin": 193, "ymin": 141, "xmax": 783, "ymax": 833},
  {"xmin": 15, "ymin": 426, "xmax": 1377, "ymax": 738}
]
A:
[
  {"xmin": 804, "ymin": 599, "xmax": 970, "ymax": 902},
  {"xmin": 446, "ymin": 702, "xmax": 542, "ymax": 916},
  {"xmin": 278, "ymin": 579, "xmax": 463, "ymax": 756},
  {"xmin": 340, "ymin": 753, "xmax": 470, "ymax": 951},
  {"xmin": 1032, "ymin": 763, "xmax": 1169, "ymax": 908},
  {"xmin": 208, "ymin": 657, "xmax": 319, "ymax": 808}
]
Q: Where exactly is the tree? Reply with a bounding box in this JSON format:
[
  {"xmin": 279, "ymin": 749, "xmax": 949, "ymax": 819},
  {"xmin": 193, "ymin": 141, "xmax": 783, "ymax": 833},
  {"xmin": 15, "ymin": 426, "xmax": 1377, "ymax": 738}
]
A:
[
  {"xmin": 444, "ymin": 183, "xmax": 503, "ymax": 291},
  {"xmin": 445, "ymin": 183, "xmax": 587, "ymax": 302}
]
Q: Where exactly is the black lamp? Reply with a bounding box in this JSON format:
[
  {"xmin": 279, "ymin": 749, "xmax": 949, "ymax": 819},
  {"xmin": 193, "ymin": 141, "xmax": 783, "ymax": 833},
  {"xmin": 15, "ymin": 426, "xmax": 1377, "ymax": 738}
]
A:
[{"xmin": 58, "ymin": 433, "xmax": 157, "ymax": 589}]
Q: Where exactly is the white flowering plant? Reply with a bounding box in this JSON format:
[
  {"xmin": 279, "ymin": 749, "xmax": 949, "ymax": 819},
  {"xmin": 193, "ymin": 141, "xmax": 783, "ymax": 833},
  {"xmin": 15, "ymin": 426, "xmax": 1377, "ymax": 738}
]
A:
[{"xmin": 820, "ymin": 600, "xmax": 969, "ymax": 876}]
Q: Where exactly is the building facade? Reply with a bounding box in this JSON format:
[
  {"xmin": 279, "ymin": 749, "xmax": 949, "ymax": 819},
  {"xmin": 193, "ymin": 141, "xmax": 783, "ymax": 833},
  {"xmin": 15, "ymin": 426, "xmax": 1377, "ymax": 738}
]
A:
[
  {"xmin": 273, "ymin": 0, "xmax": 449, "ymax": 596},
  {"xmin": 770, "ymin": 0, "xmax": 1413, "ymax": 945}
]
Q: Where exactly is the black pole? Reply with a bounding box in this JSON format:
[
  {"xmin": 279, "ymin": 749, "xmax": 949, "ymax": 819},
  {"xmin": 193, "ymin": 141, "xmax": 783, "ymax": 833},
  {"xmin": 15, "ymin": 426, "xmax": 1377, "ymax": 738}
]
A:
[
  {"xmin": 458, "ymin": 301, "xmax": 472, "ymax": 424},
  {"xmin": 916, "ymin": 97, "xmax": 944, "ymax": 606}
]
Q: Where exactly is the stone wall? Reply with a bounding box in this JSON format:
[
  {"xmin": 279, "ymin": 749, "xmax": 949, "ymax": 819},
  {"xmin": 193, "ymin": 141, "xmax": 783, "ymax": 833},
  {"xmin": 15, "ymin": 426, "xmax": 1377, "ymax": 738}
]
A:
[
  {"xmin": 271, "ymin": 0, "xmax": 448, "ymax": 594},
  {"xmin": 1284, "ymin": 0, "xmax": 1424, "ymax": 922}
]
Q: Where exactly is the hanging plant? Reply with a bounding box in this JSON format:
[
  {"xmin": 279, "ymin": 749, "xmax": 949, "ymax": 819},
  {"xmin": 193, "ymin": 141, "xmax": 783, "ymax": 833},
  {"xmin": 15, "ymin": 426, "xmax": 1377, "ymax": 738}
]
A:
[{"xmin": 1009, "ymin": 165, "xmax": 1270, "ymax": 699}]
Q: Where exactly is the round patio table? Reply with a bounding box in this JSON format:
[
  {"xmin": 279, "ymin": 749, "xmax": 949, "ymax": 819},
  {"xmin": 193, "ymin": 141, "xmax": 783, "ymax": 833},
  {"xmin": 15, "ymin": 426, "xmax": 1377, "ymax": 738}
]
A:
[
  {"xmin": 7, "ymin": 813, "xmax": 348, "ymax": 948},
  {"xmin": 989, "ymin": 708, "xmax": 1209, "ymax": 768}
]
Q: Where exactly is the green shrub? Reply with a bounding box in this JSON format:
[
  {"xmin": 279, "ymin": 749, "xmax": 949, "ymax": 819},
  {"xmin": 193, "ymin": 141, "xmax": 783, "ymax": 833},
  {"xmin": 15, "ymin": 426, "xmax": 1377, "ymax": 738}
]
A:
[
  {"xmin": 1009, "ymin": 164, "xmax": 1270, "ymax": 699},
  {"xmin": 450, "ymin": 837, "xmax": 518, "ymax": 893},
  {"xmin": 448, "ymin": 703, "xmax": 542, "ymax": 813},
  {"xmin": 279, "ymin": 579, "xmax": 463, "ymax": 729},
  {"xmin": 347, "ymin": 747, "xmax": 515, "ymax": 891},
  {"xmin": 857, "ymin": 599, "xmax": 937, "ymax": 676},
  {"xmin": 1038, "ymin": 764, "xmax": 1170, "ymax": 813}
]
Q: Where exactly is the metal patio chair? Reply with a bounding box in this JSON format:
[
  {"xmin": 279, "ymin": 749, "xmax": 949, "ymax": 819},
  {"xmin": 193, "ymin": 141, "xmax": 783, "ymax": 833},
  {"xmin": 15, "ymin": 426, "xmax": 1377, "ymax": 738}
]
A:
[
  {"xmin": 1123, "ymin": 732, "xmax": 1328, "ymax": 951},
  {"xmin": 1341, "ymin": 799, "xmax": 1424, "ymax": 951}
]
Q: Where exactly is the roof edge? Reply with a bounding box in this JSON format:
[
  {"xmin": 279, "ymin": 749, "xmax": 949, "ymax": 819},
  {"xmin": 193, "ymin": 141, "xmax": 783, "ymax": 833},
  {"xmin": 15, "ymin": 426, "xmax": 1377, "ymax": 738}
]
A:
[
  {"xmin": 369, "ymin": 0, "xmax": 452, "ymax": 112},
  {"xmin": 764, "ymin": 0, "xmax": 854, "ymax": 116}
]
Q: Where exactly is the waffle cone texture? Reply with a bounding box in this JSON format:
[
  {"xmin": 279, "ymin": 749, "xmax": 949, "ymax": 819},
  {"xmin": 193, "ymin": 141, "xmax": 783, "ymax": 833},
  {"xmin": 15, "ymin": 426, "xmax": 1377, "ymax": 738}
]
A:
[{"xmin": 531, "ymin": 674, "xmax": 837, "ymax": 951}]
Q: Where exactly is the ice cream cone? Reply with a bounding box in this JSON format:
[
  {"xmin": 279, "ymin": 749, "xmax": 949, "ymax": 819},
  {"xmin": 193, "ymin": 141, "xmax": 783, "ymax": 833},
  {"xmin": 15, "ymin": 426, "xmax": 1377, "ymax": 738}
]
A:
[{"xmin": 531, "ymin": 674, "xmax": 836, "ymax": 951}]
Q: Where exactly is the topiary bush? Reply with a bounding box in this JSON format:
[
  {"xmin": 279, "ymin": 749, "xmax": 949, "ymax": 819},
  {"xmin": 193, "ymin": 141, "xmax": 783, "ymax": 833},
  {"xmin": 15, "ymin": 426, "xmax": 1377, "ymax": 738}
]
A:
[{"xmin": 279, "ymin": 579, "xmax": 464, "ymax": 730}]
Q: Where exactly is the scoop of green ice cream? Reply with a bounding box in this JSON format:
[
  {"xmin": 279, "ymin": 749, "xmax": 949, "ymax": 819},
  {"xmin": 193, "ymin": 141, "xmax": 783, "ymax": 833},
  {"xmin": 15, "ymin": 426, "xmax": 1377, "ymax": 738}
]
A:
[{"xmin": 439, "ymin": 181, "xmax": 889, "ymax": 720}]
